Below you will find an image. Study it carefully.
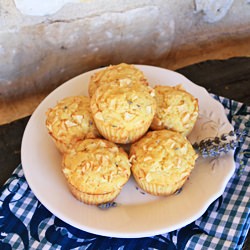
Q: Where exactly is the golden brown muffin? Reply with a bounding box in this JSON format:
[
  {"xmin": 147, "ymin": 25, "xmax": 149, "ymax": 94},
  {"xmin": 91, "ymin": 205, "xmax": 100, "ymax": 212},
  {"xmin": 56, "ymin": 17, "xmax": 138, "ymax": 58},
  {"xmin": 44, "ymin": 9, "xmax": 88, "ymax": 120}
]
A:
[
  {"xmin": 88, "ymin": 63, "xmax": 148, "ymax": 97},
  {"xmin": 130, "ymin": 130, "xmax": 197, "ymax": 196},
  {"xmin": 46, "ymin": 96, "xmax": 100, "ymax": 153},
  {"xmin": 90, "ymin": 81, "xmax": 156, "ymax": 144},
  {"xmin": 62, "ymin": 139, "xmax": 131, "ymax": 205},
  {"xmin": 151, "ymin": 85, "xmax": 199, "ymax": 136}
]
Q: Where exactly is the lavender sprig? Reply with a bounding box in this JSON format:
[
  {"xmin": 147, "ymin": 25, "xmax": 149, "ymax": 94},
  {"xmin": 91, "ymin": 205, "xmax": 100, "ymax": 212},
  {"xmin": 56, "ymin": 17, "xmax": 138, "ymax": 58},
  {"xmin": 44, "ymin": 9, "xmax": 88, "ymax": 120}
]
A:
[
  {"xmin": 192, "ymin": 130, "xmax": 245, "ymax": 158},
  {"xmin": 98, "ymin": 202, "xmax": 117, "ymax": 209}
]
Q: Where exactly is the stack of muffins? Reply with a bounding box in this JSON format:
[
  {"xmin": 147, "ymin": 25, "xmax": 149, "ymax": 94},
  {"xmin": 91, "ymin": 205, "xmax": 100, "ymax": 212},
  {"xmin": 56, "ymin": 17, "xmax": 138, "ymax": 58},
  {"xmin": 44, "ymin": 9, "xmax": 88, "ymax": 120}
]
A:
[{"xmin": 46, "ymin": 63, "xmax": 198, "ymax": 205}]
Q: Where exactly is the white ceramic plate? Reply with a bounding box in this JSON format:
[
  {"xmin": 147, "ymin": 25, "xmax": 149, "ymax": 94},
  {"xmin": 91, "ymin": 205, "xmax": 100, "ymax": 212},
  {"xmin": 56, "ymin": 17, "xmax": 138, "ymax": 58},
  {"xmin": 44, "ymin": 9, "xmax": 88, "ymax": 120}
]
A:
[{"xmin": 21, "ymin": 65, "xmax": 235, "ymax": 238}]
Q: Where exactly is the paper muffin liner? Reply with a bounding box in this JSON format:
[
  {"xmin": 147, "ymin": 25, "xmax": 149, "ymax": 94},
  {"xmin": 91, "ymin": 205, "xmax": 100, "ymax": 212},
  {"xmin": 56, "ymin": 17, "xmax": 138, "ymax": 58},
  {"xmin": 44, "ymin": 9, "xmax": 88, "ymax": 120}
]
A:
[
  {"xmin": 150, "ymin": 121, "xmax": 196, "ymax": 136},
  {"xmin": 67, "ymin": 182, "xmax": 121, "ymax": 205},
  {"xmin": 132, "ymin": 174, "xmax": 189, "ymax": 196},
  {"xmin": 51, "ymin": 134, "xmax": 100, "ymax": 154},
  {"xmin": 94, "ymin": 119, "xmax": 152, "ymax": 144}
]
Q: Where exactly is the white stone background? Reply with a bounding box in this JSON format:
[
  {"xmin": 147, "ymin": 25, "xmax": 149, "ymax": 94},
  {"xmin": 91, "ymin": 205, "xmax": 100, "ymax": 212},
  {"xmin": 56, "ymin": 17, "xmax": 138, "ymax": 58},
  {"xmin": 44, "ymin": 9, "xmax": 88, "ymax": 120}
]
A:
[{"xmin": 0, "ymin": 0, "xmax": 250, "ymax": 123}]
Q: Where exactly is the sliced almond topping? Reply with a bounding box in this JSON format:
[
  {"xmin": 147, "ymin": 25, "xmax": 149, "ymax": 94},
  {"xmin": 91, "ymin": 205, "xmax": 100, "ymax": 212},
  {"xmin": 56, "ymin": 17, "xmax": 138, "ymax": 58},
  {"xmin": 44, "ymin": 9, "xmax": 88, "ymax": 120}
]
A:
[
  {"xmin": 158, "ymin": 120, "xmax": 163, "ymax": 126},
  {"xmin": 95, "ymin": 112, "xmax": 104, "ymax": 121},
  {"xmin": 99, "ymin": 140, "xmax": 107, "ymax": 147},
  {"xmin": 119, "ymin": 78, "xmax": 131, "ymax": 85},
  {"xmin": 124, "ymin": 112, "xmax": 134, "ymax": 120},
  {"xmin": 144, "ymin": 156, "xmax": 152, "ymax": 161},
  {"xmin": 65, "ymin": 120, "xmax": 77, "ymax": 127},
  {"xmin": 131, "ymin": 95, "xmax": 138, "ymax": 101},
  {"xmin": 129, "ymin": 154, "xmax": 136, "ymax": 162},
  {"xmin": 85, "ymin": 162, "xmax": 91, "ymax": 168},
  {"xmin": 177, "ymin": 159, "xmax": 182, "ymax": 167},
  {"xmin": 170, "ymin": 142, "xmax": 176, "ymax": 149},
  {"xmin": 96, "ymin": 166, "xmax": 101, "ymax": 172},
  {"xmin": 191, "ymin": 112, "xmax": 198, "ymax": 120},
  {"xmin": 146, "ymin": 106, "xmax": 152, "ymax": 114},
  {"xmin": 101, "ymin": 155, "xmax": 109, "ymax": 165},
  {"xmin": 150, "ymin": 90, "xmax": 155, "ymax": 97},
  {"xmin": 182, "ymin": 113, "xmax": 190, "ymax": 123},
  {"xmin": 109, "ymin": 147, "xmax": 119, "ymax": 153},
  {"xmin": 95, "ymin": 154, "xmax": 102, "ymax": 160},
  {"xmin": 146, "ymin": 173, "xmax": 152, "ymax": 182},
  {"xmin": 63, "ymin": 168, "xmax": 71, "ymax": 175},
  {"xmin": 72, "ymin": 115, "xmax": 83, "ymax": 123},
  {"xmin": 109, "ymin": 99, "xmax": 116, "ymax": 108}
]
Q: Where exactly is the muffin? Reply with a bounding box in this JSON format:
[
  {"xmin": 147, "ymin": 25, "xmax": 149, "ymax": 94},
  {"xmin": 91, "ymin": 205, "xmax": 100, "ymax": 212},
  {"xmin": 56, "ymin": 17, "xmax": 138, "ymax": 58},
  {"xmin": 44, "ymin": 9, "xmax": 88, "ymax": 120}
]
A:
[
  {"xmin": 90, "ymin": 81, "xmax": 156, "ymax": 144},
  {"xmin": 130, "ymin": 130, "xmax": 198, "ymax": 196},
  {"xmin": 62, "ymin": 139, "xmax": 131, "ymax": 205},
  {"xmin": 151, "ymin": 85, "xmax": 199, "ymax": 136},
  {"xmin": 46, "ymin": 96, "xmax": 100, "ymax": 153},
  {"xmin": 88, "ymin": 63, "xmax": 148, "ymax": 97}
]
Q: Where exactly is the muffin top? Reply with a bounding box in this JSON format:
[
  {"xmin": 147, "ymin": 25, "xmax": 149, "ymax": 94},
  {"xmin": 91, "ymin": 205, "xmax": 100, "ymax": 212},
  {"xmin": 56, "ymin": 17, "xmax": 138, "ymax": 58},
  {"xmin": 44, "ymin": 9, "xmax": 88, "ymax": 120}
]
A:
[
  {"xmin": 88, "ymin": 63, "xmax": 148, "ymax": 97},
  {"xmin": 91, "ymin": 81, "xmax": 156, "ymax": 131},
  {"xmin": 130, "ymin": 130, "xmax": 197, "ymax": 186},
  {"xmin": 46, "ymin": 96, "xmax": 100, "ymax": 152},
  {"xmin": 151, "ymin": 85, "xmax": 199, "ymax": 135},
  {"xmin": 62, "ymin": 139, "xmax": 131, "ymax": 194}
]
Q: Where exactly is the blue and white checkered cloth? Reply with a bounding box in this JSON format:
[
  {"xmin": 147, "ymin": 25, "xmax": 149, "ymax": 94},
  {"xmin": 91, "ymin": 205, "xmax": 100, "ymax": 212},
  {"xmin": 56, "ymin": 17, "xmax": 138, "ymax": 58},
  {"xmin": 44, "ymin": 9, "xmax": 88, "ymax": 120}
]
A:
[{"xmin": 0, "ymin": 96, "xmax": 249, "ymax": 250}]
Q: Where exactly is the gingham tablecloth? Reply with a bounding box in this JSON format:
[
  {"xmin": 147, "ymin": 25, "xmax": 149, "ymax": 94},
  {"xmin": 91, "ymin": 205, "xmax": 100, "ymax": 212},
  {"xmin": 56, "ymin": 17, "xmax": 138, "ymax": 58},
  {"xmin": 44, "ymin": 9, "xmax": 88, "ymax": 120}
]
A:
[{"xmin": 0, "ymin": 96, "xmax": 249, "ymax": 250}]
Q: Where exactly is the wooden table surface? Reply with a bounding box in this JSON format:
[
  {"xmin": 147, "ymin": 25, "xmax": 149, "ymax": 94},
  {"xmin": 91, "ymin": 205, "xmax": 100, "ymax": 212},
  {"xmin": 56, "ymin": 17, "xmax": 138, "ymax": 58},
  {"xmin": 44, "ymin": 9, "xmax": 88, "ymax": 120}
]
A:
[{"xmin": 0, "ymin": 57, "xmax": 249, "ymax": 249}]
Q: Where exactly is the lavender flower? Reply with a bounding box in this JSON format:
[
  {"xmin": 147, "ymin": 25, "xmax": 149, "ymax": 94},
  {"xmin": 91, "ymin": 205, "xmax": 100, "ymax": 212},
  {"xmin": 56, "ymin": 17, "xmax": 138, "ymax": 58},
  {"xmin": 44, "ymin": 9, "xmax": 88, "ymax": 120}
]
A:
[{"xmin": 192, "ymin": 130, "xmax": 245, "ymax": 158}]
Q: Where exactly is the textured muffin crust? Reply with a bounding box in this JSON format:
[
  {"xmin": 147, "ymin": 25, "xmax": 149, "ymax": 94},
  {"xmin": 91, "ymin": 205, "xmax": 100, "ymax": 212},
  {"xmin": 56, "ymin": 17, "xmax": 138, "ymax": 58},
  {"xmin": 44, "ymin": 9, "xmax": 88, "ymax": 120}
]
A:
[
  {"xmin": 62, "ymin": 139, "xmax": 131, "ymax": 204},
  {"xmin": 88, "ymin": 63, "xmax": 148, "ymax": 97},
  {"xmin": 130, "ymin": 130, "xmax": 198, "ymax": 196},
  {"xmin": 151, "ymin": 85, "xmax": 199, "ymax": 136},
  {"xmin": 90, "ymin": 81, "xmax": 156, "ymax": 144},
  {"xmin": 46, "ymin": 96, "xmax": 100, "ymax": 153}
]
